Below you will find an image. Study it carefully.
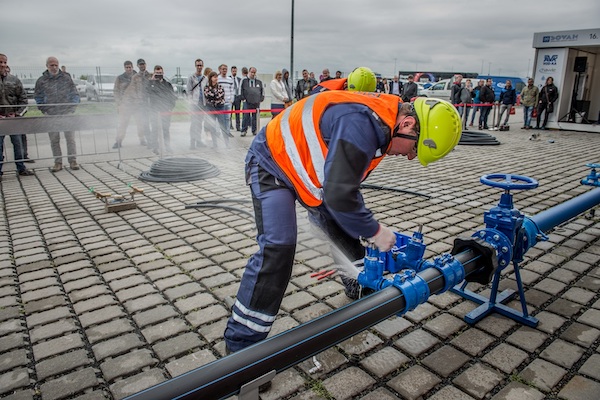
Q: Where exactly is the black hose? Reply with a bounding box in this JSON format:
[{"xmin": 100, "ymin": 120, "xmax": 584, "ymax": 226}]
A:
[
  {"xmin": 185, "ymin": 199, "xmax": 254, "ymax": 218},
  {"xmin": 458, "ymin": 130, "xmax": 501, "ymax": 146},
  {"xmin": 139, "ymin": 158, "xmax": 220, "ymax": 182}
]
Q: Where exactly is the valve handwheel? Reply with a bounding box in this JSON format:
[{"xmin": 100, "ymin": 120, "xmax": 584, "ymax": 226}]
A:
[{"xmin": 480, "ymin": 173, "xmax": 538, "ymax": 191}]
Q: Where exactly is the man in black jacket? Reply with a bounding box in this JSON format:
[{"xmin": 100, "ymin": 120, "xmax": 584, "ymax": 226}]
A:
[
  {"xmin": 0, "ymin": 53, "xmax": 34, "ymax": 180},
  {"xmin": 147, "ymin": 65, "xmax": 177, "ymax": 153},
  {"xmin": 402, "ymin": 75, "xmax": 418, "ymax": 102},
  {"xmin": 240, "ymin": 67, "xmax": 264, "ymax": 136},
  {"xmin": 478, "ymin": 78, "xmax": 495, "ymax": 129}
]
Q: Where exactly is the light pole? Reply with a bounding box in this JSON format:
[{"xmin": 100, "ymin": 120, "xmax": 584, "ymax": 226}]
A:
[{"xmin": 394, "ymin": 58, "xmax": 397, "ymax": 76}]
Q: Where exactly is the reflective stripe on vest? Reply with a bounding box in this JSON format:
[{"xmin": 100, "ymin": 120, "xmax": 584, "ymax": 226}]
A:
[{"xmin": 267, "ymin": 91, "xmax": 401, "ymax": 207}]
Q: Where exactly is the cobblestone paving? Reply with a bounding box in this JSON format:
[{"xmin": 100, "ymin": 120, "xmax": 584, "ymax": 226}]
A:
[{"xmin": 0, "ymin": 120, "xmax": 599, "ymax": 399}]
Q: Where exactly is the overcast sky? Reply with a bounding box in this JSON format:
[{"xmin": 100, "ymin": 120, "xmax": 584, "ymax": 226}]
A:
[{"xmin": 2, "ymin": 0, "xmax": 599, "ymax": 80}]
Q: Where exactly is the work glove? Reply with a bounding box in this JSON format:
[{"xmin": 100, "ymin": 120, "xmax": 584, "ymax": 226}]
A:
[{"xmin": 370, "ymin": 224, "xmax": 396, "ymax": 252}]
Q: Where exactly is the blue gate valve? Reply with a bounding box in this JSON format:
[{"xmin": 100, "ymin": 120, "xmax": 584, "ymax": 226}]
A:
[
  {"xmin": 581, "ymin": 163, "xmax": 600, "ymax": 187},
  {"xmin": 452, "ymin": 173, "xmax": 541, "ymax": 327}
]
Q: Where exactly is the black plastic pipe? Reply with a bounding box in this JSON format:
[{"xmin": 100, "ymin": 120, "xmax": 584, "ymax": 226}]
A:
[{"xmin": 126, "ymin": 249, "xmax": 483, "ymax": 400}]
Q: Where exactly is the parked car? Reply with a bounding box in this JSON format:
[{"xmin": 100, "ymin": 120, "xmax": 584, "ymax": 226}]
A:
[
  {"xmin": 421, "ymin": 76, "xmax": 526, "ymax": 102},
  {"xmin": 20, "ymin": 77, "xmax": 37, "ymax": 99},
  {"xmin": 169, "ymin": 75, "xmax": 187, "ymax": 97},
  {"xmin": 419, "ymin": 79, "xmax": 453, "ymax": 101},
  {"xmin": 85, "ymin": 74, "xmax": 117, "ymax": 101},
  {"xmin": 73, "ymin": 79, "xmax": 87, "ymax": 98}
]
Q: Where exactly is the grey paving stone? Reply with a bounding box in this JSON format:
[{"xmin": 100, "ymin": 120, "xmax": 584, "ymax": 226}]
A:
[
  {"xmin": 280, "ymin": 291, "xmax": 317, "ymax": 312},
  {"xmin": 100, "ymin": 349, "xmax": 157, "ymax": 382},
  {"xmin": 114, "ymin": 283, "xmax": 157, "ymax": 303},
  {"xmin": 521, "ymin": 357, "xmax": 566, "ymax": 392},
  {"xmin": 359, "ymin": 387, "xmax": 401, "ymax": 400},
  {"xmin": 561, "ymin": 322, "xmax": 600, "ymax": 347},
  {"xmin": 20, "ymin": 286, "xmax": 63, "ymax": 303},
  {"xmin": 535, "ymin": 311, "xmax": 567, "ymax": 335},
  {"xmin": 424, "ymin": 313, "xmax": 466, "ymax": 339},
  {"xmin": 152, "ymin": 332, "xmax": 204, "ymax": 361},
  {"xmin": 141, "ymin": 318, "xmax": 189, "ymax": 343},
  {"xmin": 578, "ymin": 308, "xmax": 600, "ymax": 329},
  {"xmin": 505, "ymin": 327, "xmax": 548, "ymax": 353},
  {"xmin": 428, "ymin": 385, "xmax": 475, "ymax": 400},
  {"xmin": 394, "ymin": 329, "xmax": 440, "ymax": 357},
  {"xmin": 490, "ymin": 381, "xmax": 544, "ymax": 400},
  {"xmin": 404, "ymin": 302, "xmax": 438, "ymax": 323},
  {"xmin": 68, "ymin": 285, "xmax": 111, "ymax": 303},
  {"xmin": 533, "ymin": 278, "xmax": 566, "ymax": 295},
  {"xmin": 0, "ymin": 332, "xmax": 25, "ymax": 353},
  {"xmin": 39, "ymin": 367, "xmax": 98, "ymax": 400},
  {"xmin": 563, "ymin": 287, "xmax": 596, "ymax": 305},
  {"xmin": 576, "ymin": 275, "xmax": 600, "ymax": 292},
  {"xmin": 72, "ymin": 294, "xmax": 117, "ymax": 314},
  {"xmin": 35, "ymin": 349, "xmax": 91, "ymax": 380},
  {"xmin": 422, "ymin": 345, "xmax": 470, "ymax": 377},
  {"xmin": 451, "ymin": 328, "xmax": 496, "ymax": 356},
  {"xmin": 174, "ymin": 292, "xmax": 218, "ymax": 315},
  {"xmin": 25, "ymin": 307, "xmax": 72, "ymax": 329},
  {"xmin": 387, "ymin": 365, "xmax": 441, "ymax": 400},
  {"xmin": 0, "ymin": 349, "xmax": 29, "ymax": 374},
  {"xmin": 79, "ymin": 305, "xmax": 126, "ymax": 329},
  {"xmin": 292, "ymin": 303, "xmax": 333, "ymax": 323},
  {"xmin": 109, "ymin": 275, "xmax": 149, "ymax": 292},
  {"xmin": 338, "ymin": 331, "xmax": 383, "ymax": 356},
  {"xmin": 0, "ymin": 389, "xmax": 34, "ymax": 400},
  {"xmin": 475, "ymin": 314, "xmax": 517, "ymax": 337},
  {"xmin": 293, "ymin": 342, "xmax": 347, "ymax": 383},
  {"xmin": 547, "ymin": 298, "xmax": 583, "ymax": 317},
  {"xmin": 322, "ymin": 366, "xmax": 376, "ymax": 400},
  {"xmin": 540, "ymin": 339, "xmax": 584, "ymax": 369},
  {"xmin": 523, "ymin": 289, "xmax": 552, "ymax": 307},
  {"xmin": 482, "ymin": 343, "xmax": 528, "ymax": 373},
  {"xmin": 558, "ymin": 375, "xmax": 600, "ymax": 400},
  {"xmin": 579, "ymin": 353, "xmax": 600, "ymax": 380},
  {"xmin": 186, "ymin": 304, "xmax": 228, "ymax": 328},
  {"xmin": 360, "ymin": 346, "xmax": 410, "ymax": 378},
  {"xmin": 109, "ymin": 368, "xmax": 167, "ymax": 400},
  {"xmin": 165, "ymin": 348, "xmax": 217, "ymax": 378},
  {"xmin": 32, "ymin": 333, "xmax": 84, "ymax": 361},
  {"xmin": 85, "ymin": 318, "xmax": 135, "ymax": 344},
  {"xmin": 132, "ymin": 304, "xmax": 179, "ymax": 328},
  {"xmin": 372, "ymin": 317, "xmax": 412, "ymax": 339},
  {"xmin": 261, "ymin": 369, "xmax": 307, "ymax": 400},
  {"xmin": 453, "ymin": 363, "xmax": 504, "ymax": 399},
  {"xmin": 0, "ymin": 368, "xmax": 30, "ymax": 396},
  {"xmin": 92, "ymin": 332, "xmax": 144, "ymax": 361}
]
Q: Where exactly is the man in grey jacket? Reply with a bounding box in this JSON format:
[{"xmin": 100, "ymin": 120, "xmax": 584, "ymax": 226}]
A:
[{"xmin": 34, "ymin": 56, "xmax": 80, "ymax": 172}]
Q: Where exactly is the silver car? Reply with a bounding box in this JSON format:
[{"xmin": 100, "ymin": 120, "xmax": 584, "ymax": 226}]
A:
[
  {"xmin": 85, "ymin": 74, "xmax": 117, "ymax": 101},
  {"xmin": 73, "ymin": 79, "xmax": 87, "ymax": 98},
  {"xmin": 20, "ymin": 77, "xmax": 37, "ymax": 99}
]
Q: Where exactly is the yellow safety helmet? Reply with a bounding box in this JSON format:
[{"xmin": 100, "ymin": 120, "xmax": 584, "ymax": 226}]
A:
[
  {"xmin": 347, "ymin": 67, "xmax": 376, "ymax": 92},
  {"xmin": 412, "ymin": 97, "xmax": 462, "ymax": 166}
]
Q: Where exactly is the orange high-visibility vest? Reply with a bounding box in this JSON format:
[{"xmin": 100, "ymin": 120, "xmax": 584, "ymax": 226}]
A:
[
  {"xmin": 266, "ymin": 91, "xmax": 401, "ymax": 207},
  {"xmin": 312, "ymin": 78, "xmax": 347, "ymax": 93}
]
